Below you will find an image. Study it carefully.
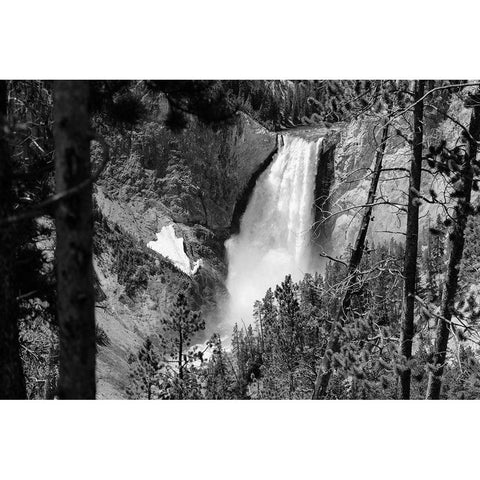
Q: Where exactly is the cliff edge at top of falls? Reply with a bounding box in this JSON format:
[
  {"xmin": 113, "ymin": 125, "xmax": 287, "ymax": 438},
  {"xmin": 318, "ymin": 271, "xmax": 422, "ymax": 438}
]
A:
[{"xmin": 277, "ymin": 124, "xmax": 333, "ymax": 142}]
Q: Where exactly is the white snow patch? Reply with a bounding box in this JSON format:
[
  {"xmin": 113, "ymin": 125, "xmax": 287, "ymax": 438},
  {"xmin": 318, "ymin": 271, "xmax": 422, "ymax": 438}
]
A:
[
  {"xmin": 191, "ymin": 259, "xmax": 203, "ymax": 275},
  {"xmin": 147, "ymin": 224, "xmax": 201, "ymax": 276}
]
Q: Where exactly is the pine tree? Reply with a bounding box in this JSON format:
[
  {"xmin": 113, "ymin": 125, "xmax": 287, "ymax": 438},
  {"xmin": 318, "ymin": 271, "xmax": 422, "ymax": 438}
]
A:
[
  {"xmin": 127, "ymin": 338, "xmax": 161, "ymax": 399},
  {"xmin": 399, "ymin": 80, "xmax": 425, "ymax": 399},
  {"xmin": 160, "ymin": 292, "xmax": 204, "ymax": 399},
  {"xmin": 204, "ymin": 334, "xmax": 234, "ymax": 399},
  {"xmin": 422, "ymin": 215, "xmax": 446, "ymax": 305},
  {"xmin": 459, "ymin": 215, "xmax": 480, "ymax": 289}
]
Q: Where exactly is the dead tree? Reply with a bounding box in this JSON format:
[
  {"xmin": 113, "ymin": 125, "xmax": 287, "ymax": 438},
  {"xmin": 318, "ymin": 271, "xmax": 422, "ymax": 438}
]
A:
[
  {"xmin": 54, "ymin": 81, "xmax": 96, "ymax": 399},
  {"xmin": 398, "ymin": 80, "xmax": 425, "ymax": 399},
  {"xmin": 313, "ymin": 118, "xmax": 390, "ymax": 399},
  {"xmin": 0, "ymin": 81, "xmax": 27, "ymax": 399}
]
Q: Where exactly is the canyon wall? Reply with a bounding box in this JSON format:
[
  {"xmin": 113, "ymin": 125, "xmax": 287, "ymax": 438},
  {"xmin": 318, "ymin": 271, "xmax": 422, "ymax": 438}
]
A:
[
  {"xmin": 313, "ymin": 96, "xmax": 471, "ymax": 259},
  {"xmin": 92, "ymin": 96, "xmax": 276, "ymax": 397},
  {"xmin": 93, "ymin": 91, "xmax": 472, "ymax": 397}
]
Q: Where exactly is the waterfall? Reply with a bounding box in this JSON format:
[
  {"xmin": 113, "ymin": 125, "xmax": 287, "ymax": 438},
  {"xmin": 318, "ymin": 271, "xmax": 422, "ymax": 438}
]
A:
[{"xmin": 225, "ymin": 134, "xmax": 323, "ymax": 325}]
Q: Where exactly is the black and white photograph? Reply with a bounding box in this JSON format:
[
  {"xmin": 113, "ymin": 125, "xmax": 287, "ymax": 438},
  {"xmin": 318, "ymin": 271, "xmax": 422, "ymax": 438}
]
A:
[
  {"xmin": 2, "ymin": 1, "xmax": 480, "ymax": 478},
  {"xmin": 3, "ymin": 79, "xmax": 480, "ymax": 401}
]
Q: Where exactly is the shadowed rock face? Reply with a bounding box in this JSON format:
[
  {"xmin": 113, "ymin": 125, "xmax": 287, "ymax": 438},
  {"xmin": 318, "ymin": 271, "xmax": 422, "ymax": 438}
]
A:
[
  {"xmin": 230, "ymin": 145, "xmax": 278, "ymax": 236},
  {"xmin": 313, "ymin": 141, "xmax": 337, "ymax": 255}
]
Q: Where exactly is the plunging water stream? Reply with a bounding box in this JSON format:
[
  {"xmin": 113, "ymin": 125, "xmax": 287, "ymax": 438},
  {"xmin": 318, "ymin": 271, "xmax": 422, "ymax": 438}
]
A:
[{"xmin": 225, "ymin": 134, "xmax": 323, "ymax": 325}]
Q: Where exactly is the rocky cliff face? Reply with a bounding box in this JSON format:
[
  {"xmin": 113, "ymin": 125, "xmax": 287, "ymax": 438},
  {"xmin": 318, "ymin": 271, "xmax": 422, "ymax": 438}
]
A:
[
  {"xmin": 313, "ymin": 96, "xmax": 472, "ymax": 259},
  {"xmin": 93, "ymin": 95, "xmax": 276, "ymax": 398}
]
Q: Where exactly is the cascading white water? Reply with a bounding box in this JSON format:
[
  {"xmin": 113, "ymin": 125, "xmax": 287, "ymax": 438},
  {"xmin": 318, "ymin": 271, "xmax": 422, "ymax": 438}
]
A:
[{"xmin": 225, "ymin": 134, "xmax": 323, "ymax": 325}]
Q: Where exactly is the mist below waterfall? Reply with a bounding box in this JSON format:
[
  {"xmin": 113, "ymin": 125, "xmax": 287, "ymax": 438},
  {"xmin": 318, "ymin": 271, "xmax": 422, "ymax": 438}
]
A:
[{"xmin": 225, "ymin": 134, "xmax": 323, "ymax": 326}]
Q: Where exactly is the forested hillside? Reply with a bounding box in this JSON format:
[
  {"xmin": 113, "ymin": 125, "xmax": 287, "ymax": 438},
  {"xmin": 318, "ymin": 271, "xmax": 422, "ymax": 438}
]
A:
[{"xmin": 2, "ymin": 80, "xmax": 480, "ymax": 399}]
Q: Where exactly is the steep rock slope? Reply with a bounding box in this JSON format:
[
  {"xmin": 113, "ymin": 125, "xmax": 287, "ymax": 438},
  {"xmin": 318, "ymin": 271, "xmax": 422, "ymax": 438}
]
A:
[{"xmin": 93, "ymin": 96, "xmax": 276, "ymax": 398}]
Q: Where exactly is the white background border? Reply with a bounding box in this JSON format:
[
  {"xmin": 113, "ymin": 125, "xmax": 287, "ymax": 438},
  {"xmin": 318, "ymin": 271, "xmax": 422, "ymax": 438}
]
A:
[{"xmin": 2, "ymin": 1, "xmax": 480, "ymax": 478}]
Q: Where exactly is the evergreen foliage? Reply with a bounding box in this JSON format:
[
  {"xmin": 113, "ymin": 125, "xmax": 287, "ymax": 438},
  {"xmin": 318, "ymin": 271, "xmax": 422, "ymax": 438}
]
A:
[
  {"xmin": 124, "ymin": 227, "xmax": 480, "ymax": 400},
  {"xmin": 126, "ymin": 337, "xmax": 161, "ymax": 400}
]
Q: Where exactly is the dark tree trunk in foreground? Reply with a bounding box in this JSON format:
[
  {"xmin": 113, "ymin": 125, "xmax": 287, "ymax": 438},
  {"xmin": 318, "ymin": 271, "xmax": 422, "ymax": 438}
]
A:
[
  {"xmin": 398, "ymin": 80, "xmax": 425, "ymax": 400},
  {"xmin": 0, "ymin": 81, "xmax": 27, "ymax": 399},
  {"xmin": 313, "ymin": 119, "xmax": 390, "ymax": 399},
  {"xmin": 54, "ymin": 81, "xmax": 96, "ymax": 399},
  {"xmin": 426, "ymin": 100, "xmax": 480, "ymax": 399}
]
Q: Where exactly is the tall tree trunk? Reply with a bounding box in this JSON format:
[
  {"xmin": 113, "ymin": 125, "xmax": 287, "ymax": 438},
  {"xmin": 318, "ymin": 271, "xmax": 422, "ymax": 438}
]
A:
[
  {"xmin": 178, "ymin": 326, "xmax": 183, "ymax": 381},
  {"xmin": 54, "ymin": 81, "xmax": 96, "ymax": 399},
  {"xmin": 426, "ymin": 101, "xmax": 480, "ymax": 399},
  {"xmin": 313, "ymin": 119, "xmax": 390, "ymax": 399},
  {"xmin": 0, "ymin": 81, "xmax": 27, "ymax": 399},
  {"xmin": 178, "ymin": 324, "xmax": 184, "ymax": 399},
  {"xmin": 44, "ymin": 342, "xmax": 58, "ymax": 399},
  {"xmin": 399, "ymin": 80, "xmax": 425, "ymax": 399}
]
